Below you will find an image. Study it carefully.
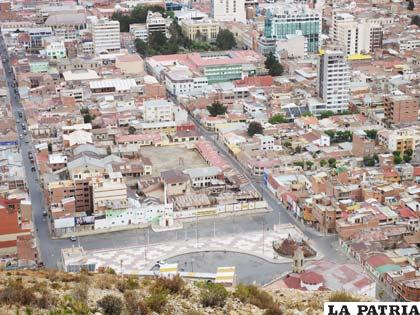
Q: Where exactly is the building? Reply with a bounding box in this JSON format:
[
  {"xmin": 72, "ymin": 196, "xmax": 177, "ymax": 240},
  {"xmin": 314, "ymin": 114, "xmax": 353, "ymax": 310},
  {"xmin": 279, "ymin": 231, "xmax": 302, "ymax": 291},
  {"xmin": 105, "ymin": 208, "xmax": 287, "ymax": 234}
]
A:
[
  {"xmin": 165, "ymin": 69, "xmax": 208, "ymax": 96},
  {"xmin": 183, "ymin": 166, "xmax": 223, "ymax": 188},
  {"xmin": 143, "ymin": 99, "xmax": 174, "ymax": 122},
  {"xmin": 92, "ymin": 172, "xmax": 128, "ymax": 213},
  {"xmin": 317, "ymin": 50, "xmax": 350, "ymax": 113},
  {"xmin": 377, "ymin": 129, "xmax": 416, "ymax": 154},
  {"xmin": 264, "ymin": 4, "xmax": 320, "ymax": 53},
  {"xmin": 331, "ymin": 12, "xmax": 383, "ymax": 55},
  {"xmin": 130, "ymin": 23, "xmax": 148, "ymax": 42},
  {"xmin": 44, "ymin": 40, "xmax": 66, "ymax": 59},
  {"xmin": 146, "ymin": 11, "xmax": 167, "ymax": 37},
  {"xmin": 212, "ymin": 0, "xmax": 246, "ymax": 23},
  {"xmin": 352, "ymin": 130, "xmax": 376, "ymax": 157},
  {"xmin": 384, "ymin": 94, "xmax": 418, "ymax": 126},
  {"xmin": 181, "ymin": 19, "xmax": 220, "ymax": 42},
  {"xmin": 92, "ymin": 18, "xmax": 121, "ymax": 54}
]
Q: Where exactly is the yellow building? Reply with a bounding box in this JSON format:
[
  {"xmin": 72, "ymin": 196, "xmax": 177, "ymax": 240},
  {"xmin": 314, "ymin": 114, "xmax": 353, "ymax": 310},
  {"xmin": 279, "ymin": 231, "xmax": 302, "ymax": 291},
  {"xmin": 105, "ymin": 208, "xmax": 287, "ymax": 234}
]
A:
[{"xmin": 181, "ymin": 19, "xmax": 220, "ymax": 42}]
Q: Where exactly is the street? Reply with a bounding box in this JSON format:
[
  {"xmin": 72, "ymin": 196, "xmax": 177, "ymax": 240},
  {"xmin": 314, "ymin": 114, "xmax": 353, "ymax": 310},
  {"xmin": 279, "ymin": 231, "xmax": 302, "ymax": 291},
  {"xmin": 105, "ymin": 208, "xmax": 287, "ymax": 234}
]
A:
[{"xmin": 1, "ymin": 34, "xmax": 345, "ymax": 270}]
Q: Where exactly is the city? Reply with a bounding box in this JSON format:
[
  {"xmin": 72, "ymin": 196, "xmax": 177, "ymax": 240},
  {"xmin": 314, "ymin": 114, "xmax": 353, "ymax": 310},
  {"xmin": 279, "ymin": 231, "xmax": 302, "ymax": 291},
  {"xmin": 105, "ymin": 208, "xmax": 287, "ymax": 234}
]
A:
[{"xmin": 0, "ymin": 0, "xmax": 419, "ymax": 311}]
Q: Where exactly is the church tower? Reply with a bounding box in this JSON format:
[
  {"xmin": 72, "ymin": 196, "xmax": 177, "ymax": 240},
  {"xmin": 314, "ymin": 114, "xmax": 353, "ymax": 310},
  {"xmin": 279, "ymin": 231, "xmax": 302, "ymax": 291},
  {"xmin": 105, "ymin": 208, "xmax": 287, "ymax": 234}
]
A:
[{"xmin": 293, "ymin": 246, "xmax": 304, "ymax": 273}]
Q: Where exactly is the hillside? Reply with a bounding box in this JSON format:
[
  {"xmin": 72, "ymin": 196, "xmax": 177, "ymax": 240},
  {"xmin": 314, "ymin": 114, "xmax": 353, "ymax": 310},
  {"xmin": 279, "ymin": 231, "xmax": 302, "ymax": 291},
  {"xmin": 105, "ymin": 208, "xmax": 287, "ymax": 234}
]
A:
[{"xmin": 0, "ymin": 269, "xmax": 367, "ymax": 315}]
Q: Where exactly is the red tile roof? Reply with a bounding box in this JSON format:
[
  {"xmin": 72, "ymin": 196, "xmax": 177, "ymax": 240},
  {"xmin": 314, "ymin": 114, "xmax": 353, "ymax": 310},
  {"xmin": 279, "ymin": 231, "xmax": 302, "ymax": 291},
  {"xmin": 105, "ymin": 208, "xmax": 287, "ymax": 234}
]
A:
[{"xmin": 366, "ymin": 254, "xmax": 393, "ymax": 268}]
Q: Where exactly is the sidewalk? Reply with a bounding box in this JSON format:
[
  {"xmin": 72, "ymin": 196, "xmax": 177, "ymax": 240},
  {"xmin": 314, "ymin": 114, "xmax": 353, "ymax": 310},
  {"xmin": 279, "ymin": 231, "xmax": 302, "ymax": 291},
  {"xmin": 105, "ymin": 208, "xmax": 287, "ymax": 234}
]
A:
[{"xmin": 85, "ymin": 224, "xmax": 323, "ymax": 274}]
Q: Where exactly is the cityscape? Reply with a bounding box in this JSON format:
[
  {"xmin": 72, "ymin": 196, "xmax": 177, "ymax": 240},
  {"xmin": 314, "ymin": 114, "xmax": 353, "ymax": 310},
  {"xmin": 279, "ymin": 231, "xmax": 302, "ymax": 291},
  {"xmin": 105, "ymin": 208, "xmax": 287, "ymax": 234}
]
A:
[{"xmin": 0, "ymin": 0, "xmax": 419, "ymax": 311}]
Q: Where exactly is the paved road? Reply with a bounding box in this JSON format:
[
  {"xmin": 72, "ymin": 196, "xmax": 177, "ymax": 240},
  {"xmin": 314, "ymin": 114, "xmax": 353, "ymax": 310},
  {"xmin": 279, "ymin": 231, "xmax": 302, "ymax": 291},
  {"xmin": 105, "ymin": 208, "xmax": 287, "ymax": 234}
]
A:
[{"xmin": 1, "ymin": 34, "xmax": 346, "ymax": 270}]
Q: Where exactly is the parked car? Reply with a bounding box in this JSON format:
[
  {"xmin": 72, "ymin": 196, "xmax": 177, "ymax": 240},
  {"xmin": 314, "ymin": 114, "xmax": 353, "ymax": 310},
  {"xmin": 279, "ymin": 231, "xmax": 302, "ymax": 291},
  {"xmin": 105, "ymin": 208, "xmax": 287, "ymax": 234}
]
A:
[
  {"xmin": 31, "ymin": 166, "xmax": 36, "ymax": 172},
  {"xmin": 70, "ymin": 236, "xmax": 77, "ymax": 242}
]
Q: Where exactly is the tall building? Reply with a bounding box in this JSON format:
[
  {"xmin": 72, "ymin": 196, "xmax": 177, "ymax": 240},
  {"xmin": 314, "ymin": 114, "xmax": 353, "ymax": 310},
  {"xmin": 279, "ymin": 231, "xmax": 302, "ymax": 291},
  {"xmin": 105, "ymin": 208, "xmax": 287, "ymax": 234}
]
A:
[
  {"xmin": 264, "ymin": 4, "xmax": 321, "ymax": 53},
  {"xmin": 146, "ymin": 11, "xmax": 168, "ymax": 38},
  {"xmin": 318, "ymin": 50, "xmax": 350, "ymax": 113},
  {"xmin": 331, "ymin": 12, "xmax": 383, "ymax": 55},
  {"xmin": 384, "ymin": 94, "xmax": 419, "ymax": 126},
  {"xmin": 92, "ymin": 18, "xmax": 121, "ymax": 54},
  {"xmin": 212, "ymin": 0, "xmax": 246, "ymax": 23}
]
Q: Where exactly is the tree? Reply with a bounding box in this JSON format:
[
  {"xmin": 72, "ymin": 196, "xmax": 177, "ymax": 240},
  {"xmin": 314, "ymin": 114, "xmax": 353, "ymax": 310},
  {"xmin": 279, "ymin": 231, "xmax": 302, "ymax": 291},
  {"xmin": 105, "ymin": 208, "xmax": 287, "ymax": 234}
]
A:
[
  {"xmin": 207, "ymin": 102, "xmax": 227, "ymax": 116},
  {"xmin": 403, "ymin": 154, "xmax": 412, "ymax": 163},
  {"xmin": 215, "ymin": 29, "xmax": 236, "ymax": 50},
  {"xmin": 407, "ymin": 0, "xmax": 414, "ymax": 10},
  {"xmin": 302, "ymin": 112, "xmax": 313, "ymax": 117},
  {"xmin": 394, "ymin": 155, "xmax": 402, "ymax": 165},
  {"xmin": 97, "ymin": 295, "xmax": 123, "ymax": 315},
  {"xmin": 112, "ymin": 5, "xmax": 166, "ymax": 32},
  {"xmin": 268, "ymin": 113, "xmax": 288, "ymax": 124},
  {"xmin": 247, "ymin": 122, "xmax": 263, "ymax": 137},
  {"xmin": 306, "ymin": 161, "xmax": 314, "ymax": 170},
  {"xmin": 320, "ymin": 110, "xmax": 334, "ymax": 119},
  {"xmin": 404, "ymin": 148, "xmax": 413, "ymax": 157},
  {"xmin": 128, "ymin": 126, "xmax": 136, "ymax": 135},
  {"xmin": 200, "ymin": 282, "xmax": 228, "ymax": 308},
  {"xmin": 363, "ymin": 156, "xmax": 375, "ymax": 167},
  {"xmin": 328, "ymin": 158, "xmax": 336, "ymax": 168},
  {"xmin": 412, "ymin": 15, "xmax": 420, "ymax": 27},
  {"xmin": 320, "ymin": 159, "xmax": 327, "ymax": 167},
  {"xmin": 48, "ymin": 143, "xmax": 52, "ymax": 153},
  {"xmin": 264, "ymin": 52, "xmax": 283, "ymax": 76},
  {"xmin": 148, "ymin": 31, "xmax": 167, "ymax": 51},
  {"xmin": 364, "ymin": 129, "xmax": 377, "ymax": 140}
]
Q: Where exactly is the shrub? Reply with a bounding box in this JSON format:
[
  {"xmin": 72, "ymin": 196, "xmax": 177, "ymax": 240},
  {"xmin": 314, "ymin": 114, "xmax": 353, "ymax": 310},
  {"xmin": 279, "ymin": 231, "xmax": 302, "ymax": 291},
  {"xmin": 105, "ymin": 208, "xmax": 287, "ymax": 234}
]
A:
[
  {"xmin": 71, "ymin": 282, "xmax": 88, "ymax": 303},
  {"xmin": 105, "ymin": 267, "xmax": 116, "ymax": 275},
  {"xmin": 97, "ymin": 295, "xmax": 123, "ymax": 315},
  {"xmin": 0, "ymin": 278, "xmax": 36, "ymax": 306},
  {"xmin": 96, "ymin": 274, "xmax": 114, "ymax": 290},
  {"xmin": 124, "ymin": 290, "xmax": 149, "ymax": 315},
  {"xmin": 199, "ymin": 282, "xmax": 228, "ymax": 308},
  {"xmin": 264, "ymin": 304, "xmax": 284, "ymax": 315},
  {"xmin": 145, "ymin": 289, "xmax": 168, "ymax": 313},
  {"xmin": 329, "ymin": 291, "xmax": 360, "ymax": 302},
  {"xmin": 152, "ymin": 275, "xmax": 185, "ymax": 295},
  {"xmin": 234, "ymin": 284, "xmax": 274, "ymax": 310}
]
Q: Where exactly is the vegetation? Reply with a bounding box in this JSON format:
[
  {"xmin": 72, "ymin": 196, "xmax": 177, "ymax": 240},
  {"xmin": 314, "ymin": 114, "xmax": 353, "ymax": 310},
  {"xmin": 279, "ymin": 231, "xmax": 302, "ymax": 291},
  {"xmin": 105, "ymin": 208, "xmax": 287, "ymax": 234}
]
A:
[
  {"xmin": 145, "ymin": 287, "xmax": 168, "ymax": 313},
  {"xmin": 320, "ymin": 159, "xmax": 327, "ymax": 167},
  {"xmin": 407, "ymin": 0, "xmax": 414, "ymax": 10},
  {"xmin": 403, "ymin": 148, "xmax": 413, "ymax": 163},
  {"xmin": 393, "ymin": 151, "xmax": 402, "ymax": 165},
  {"xmin": 207, "ymin": 102, "xmax": 227, "ymax": 117},
  {"xmin": 328, "ymin": 158, "xmax": 337, "ymax": 168},
  {"xmin": 320, "ymin": 110, "xmax": 352, "ymax": 119},
  {"xmin": 329, "ymin": 291, "xmax": 361, "ymax": 302},
  {"xmin": 47, "ymin": 143, "xmax": 52, "ymax": 153},
  {"xmin": 152, "ymin": 275, "xmax": 185, "ymax": 295},
  {"xmin": 199, "ymin": 282, "xmax": 228, "ymax": 308},
  {"xmin": 128, "ymin": 126, "xmax": 136, "ymax": 135},
  {"xmin": 215, "ymin": 29, "xmax": 236, "ymax": 50},
  {"xmin": 80, "ymin": 108, "xmax": 95, "ymax": 124},
  {"xmin": 324, "ymin": 130, "xmax": 352, "ymax": 143},
  {"xmin": 364, "ymin": 129, "xmax": 377, "ymax": 140},
  {"xmin": 97, "ymin": 295, "xmax": 123, "ymax": 315},
  {"xmin": 269, "ymin": 114, "xmax": 288, "ymax": 124},
  {"xmin": 264, "ymin": 52, "xmax": 283, "ymax": 77},
  {"xmin": 234, "ymin": 284, "xmax": 282, "ymax": 314},
  {"xmin": 112, "ymin": 5, "xmax": 166, "ymax": 32},
  {"xmin": 247, "ymin": 122, "xmax": 263, "ymax": 137},
  {"xmin": 124, "ymin": 290, "xmax": 148, "ymax": 315},
  {"xmin": 363, "ymin": 156, "xmax": 375, "ymax": 167},
  {"xmin": 412, "ymin": 15, "xmax": 420, "ymax": 27}
]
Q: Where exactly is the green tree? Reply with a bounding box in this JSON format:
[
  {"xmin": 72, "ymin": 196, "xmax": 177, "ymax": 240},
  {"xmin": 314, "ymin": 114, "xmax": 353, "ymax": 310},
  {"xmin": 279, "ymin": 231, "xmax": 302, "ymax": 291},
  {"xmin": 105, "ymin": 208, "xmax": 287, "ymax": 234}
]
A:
[
  {"xmin": 134, "ymin": 39, "xmax": 150, "ymax": 56},
  {"xmin": 325, "ymin": 130, "xmax": 335, "ymax": 139},
  {"xmin": 394, "ymin": 155, "xmax": 402, "ymax": 165},
  {"xmin": 207, "ymin": 102, "xmax": 227, "ymax": 116},
  {"xmin": 404, "ymin": 148, "xmax": 413, "ymax": 157},
  {"xmin": 268, "ymin": 113, "xmax": 288, "ymax": 124},
  {"xmin": 328, "ymin": 158, "xmax": 337, "ymax": 168},
  {"xmin": 48, "ymin": 143, "xmax": 52, "ymax": 153},
  {"xmin": 412, "ymin": 15, "xmax": 420, "ymax": 27},
  {"xmin": 97, "ymin": 295, "xmax": 123, "ymax": 315},
  {"xmin": 215, "ymin": 29, "xmax": 236, "ymax": 50},
  {"xmin": 247, "ymin": 122, "xmax": 263, "ymax": 137},
  {"xmin": 148, "ymin": 31, "xmax": 167, "ymax": 51},
  {"xmin": 364, "ymin": 129, "xmax": 377, "ymax": 140},
  {"xmin": 306, "ymin": 161, "xmax": 314, "ymax": 170},
  {"xmin": 264, "ymin": 52, "xmax": 283, "ymax": 76},
  {"xmin": 293, "ymin": 161, "xmax": 305, "ymax": 168},
  {"xmin": 320, "ymin": 110, "xmax": 334, "ymax": 119},
  {"xmin": 200, "ymin": 282, "xmax": 228, "ymax": 308},
  {"xmin": 128, "ymin": 126, "xmax": 136, "ymax": 135},
  {"xmin": 393, "ymin": 151, "xmax": 401, "ymax": 157},
  {"xmin": 363, "ymin": 156, "xmax": 375, "ymax": 167},
  {"xmin": 302, "ymin": 112, "xmax": 313, "ymax": 117},
  {"xmin": 403, "ymin": 154, "xmax": 412, "ymax": 163},
  {"xmin": 407, "ymin": 0, "xmax": 414, "ymax": 10},
  {"xmin": 320, "ymin": 159, "xmax": 327, "ymax": 167}
]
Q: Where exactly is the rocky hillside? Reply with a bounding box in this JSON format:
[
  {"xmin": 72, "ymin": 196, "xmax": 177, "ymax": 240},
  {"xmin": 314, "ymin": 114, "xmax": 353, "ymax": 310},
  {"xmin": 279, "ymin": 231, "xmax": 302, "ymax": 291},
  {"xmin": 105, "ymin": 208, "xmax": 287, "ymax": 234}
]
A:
[{"xmin": 0, "ymin": 269, "xmax": 367, "ymax": 315}]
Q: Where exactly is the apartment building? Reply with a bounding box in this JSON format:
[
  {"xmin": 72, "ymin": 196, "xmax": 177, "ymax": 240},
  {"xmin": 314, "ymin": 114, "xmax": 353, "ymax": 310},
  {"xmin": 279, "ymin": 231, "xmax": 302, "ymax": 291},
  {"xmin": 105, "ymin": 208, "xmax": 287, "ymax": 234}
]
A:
[
  {"xmin": 331, "ymin": 12, "xmax": 383, "ymax": 55},
  {"xmin": 212, "ymin": 0, "xmax": 246, "ymax": 23},
  {"xmin": 130, "ymin": 23, "xmax": 148, "ymax": 42},
  {"xmin": 377, "ymin": 129, "xmax": 416, "ymax": 154},
  {"xmin": 92, "ymin": 18, "xmax": 121, "ymax": 54},
  {"xmin": 317, "ymin": 50, "xmax": 350, "ymax": 113},
  {"xmin": 384, "ymin": 94, "xmax": 418, "ymax": 126},
  {"xmin": 264, "ymin": 4, "xmax": 321, "ymax": 53},
  {"xmin": 92, "ymin": 172, "xmax": 128, "ymax": 213},
  {"xmin": 180, "ymin": 19, "xmax": 220, "ymax": 42},
  {"xmin": 143, "ymin": 99, "xmax": 174, "ymax": 122},
  {"xmin": 146, "ymin": 11, "xmax": 167, "ymax": 37}
]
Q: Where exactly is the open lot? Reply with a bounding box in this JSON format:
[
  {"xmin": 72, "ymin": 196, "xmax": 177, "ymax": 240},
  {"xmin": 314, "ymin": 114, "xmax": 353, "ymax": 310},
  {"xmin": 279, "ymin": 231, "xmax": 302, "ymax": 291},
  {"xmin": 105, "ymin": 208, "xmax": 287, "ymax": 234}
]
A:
[{"xmin": 141, "ymin": 145, "xmax": 207, "ymax": 176}]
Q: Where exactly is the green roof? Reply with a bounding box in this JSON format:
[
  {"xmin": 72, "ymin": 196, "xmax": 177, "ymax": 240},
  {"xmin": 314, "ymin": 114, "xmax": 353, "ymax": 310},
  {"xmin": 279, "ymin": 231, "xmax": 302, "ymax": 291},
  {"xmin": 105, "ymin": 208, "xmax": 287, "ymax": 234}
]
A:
[{"xmin": 376, "ymin": 264, "xmax": 401, "ymax": 274}]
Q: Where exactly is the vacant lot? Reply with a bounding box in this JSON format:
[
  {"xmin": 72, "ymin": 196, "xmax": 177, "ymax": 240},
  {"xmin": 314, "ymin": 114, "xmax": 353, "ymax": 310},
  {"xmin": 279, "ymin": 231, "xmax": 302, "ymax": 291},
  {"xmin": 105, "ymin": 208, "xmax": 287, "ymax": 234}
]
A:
[{"xmin": 141, "ymin": 145, "xmax": 207, "ymax": 176}]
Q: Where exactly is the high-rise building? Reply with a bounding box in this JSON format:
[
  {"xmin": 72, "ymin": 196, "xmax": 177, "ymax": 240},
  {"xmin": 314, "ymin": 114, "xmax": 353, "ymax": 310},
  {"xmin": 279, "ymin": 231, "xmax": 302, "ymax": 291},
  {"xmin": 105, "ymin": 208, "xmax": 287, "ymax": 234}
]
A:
[
  {"xmin": 264, "ymin": 4, "xmax": 321, "ymax": 53},
  {"xmin": 318, "ymin": 50, "xmax": 350, "ymax": 113},
  {"xmin": 331, "ymin": 12, "xmax": 383, "ymax": 55},
  {"xmin": 92, "ymin": 18, "xmax": 121, "ymax": 54},
  {"xmin": 384, "ymin": 94, "xmax": 419, "ymax": 126},
  {"xmin": 212, "ymin": 0, "xmax": 246, "ymax": 23}
]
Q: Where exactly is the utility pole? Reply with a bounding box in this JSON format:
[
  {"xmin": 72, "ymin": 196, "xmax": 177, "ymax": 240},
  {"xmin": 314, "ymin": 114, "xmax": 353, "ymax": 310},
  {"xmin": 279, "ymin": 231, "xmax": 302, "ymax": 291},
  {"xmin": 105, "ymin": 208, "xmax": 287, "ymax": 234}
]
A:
[
  {"xmin": 262, "ymin": 221, "xmax": 265, "ymax": 256},
  {"xmin": 213, "ymin": 217, "xmax": 216, "ymax": 238},
  {"xmin": 196, "ymin": 211, "xmax": 198, "ymax": 248},
  {"xmin": 120, "ymin": 259, "xmax": 123, "ymax": 280}
]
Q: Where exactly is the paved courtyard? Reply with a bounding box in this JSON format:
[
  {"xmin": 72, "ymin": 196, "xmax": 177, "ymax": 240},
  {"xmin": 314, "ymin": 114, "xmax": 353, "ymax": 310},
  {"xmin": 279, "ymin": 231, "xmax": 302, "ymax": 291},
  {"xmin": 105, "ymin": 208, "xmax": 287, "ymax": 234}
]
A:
[{"xmin": 86, "ymin": 224, "xmax": 313, "ymax": 274}]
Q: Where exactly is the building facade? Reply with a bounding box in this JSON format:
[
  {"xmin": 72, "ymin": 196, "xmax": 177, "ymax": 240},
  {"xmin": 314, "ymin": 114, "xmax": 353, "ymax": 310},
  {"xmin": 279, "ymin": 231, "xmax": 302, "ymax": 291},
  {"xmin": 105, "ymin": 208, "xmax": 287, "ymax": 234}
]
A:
[
  {"xmin": 212, "ymin": 0, "xmax": 246, "ymax": 23},
  {"xmin": 318, "ymin": 50, "xmax": 350, "ymax": 113},
  {"xmin": 384, "ymin": 95, "xmax": 419, "ymax": 126},
  {"xmin": 92, "ymin": 18, "xmax": 121, "ymax": 54}
]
